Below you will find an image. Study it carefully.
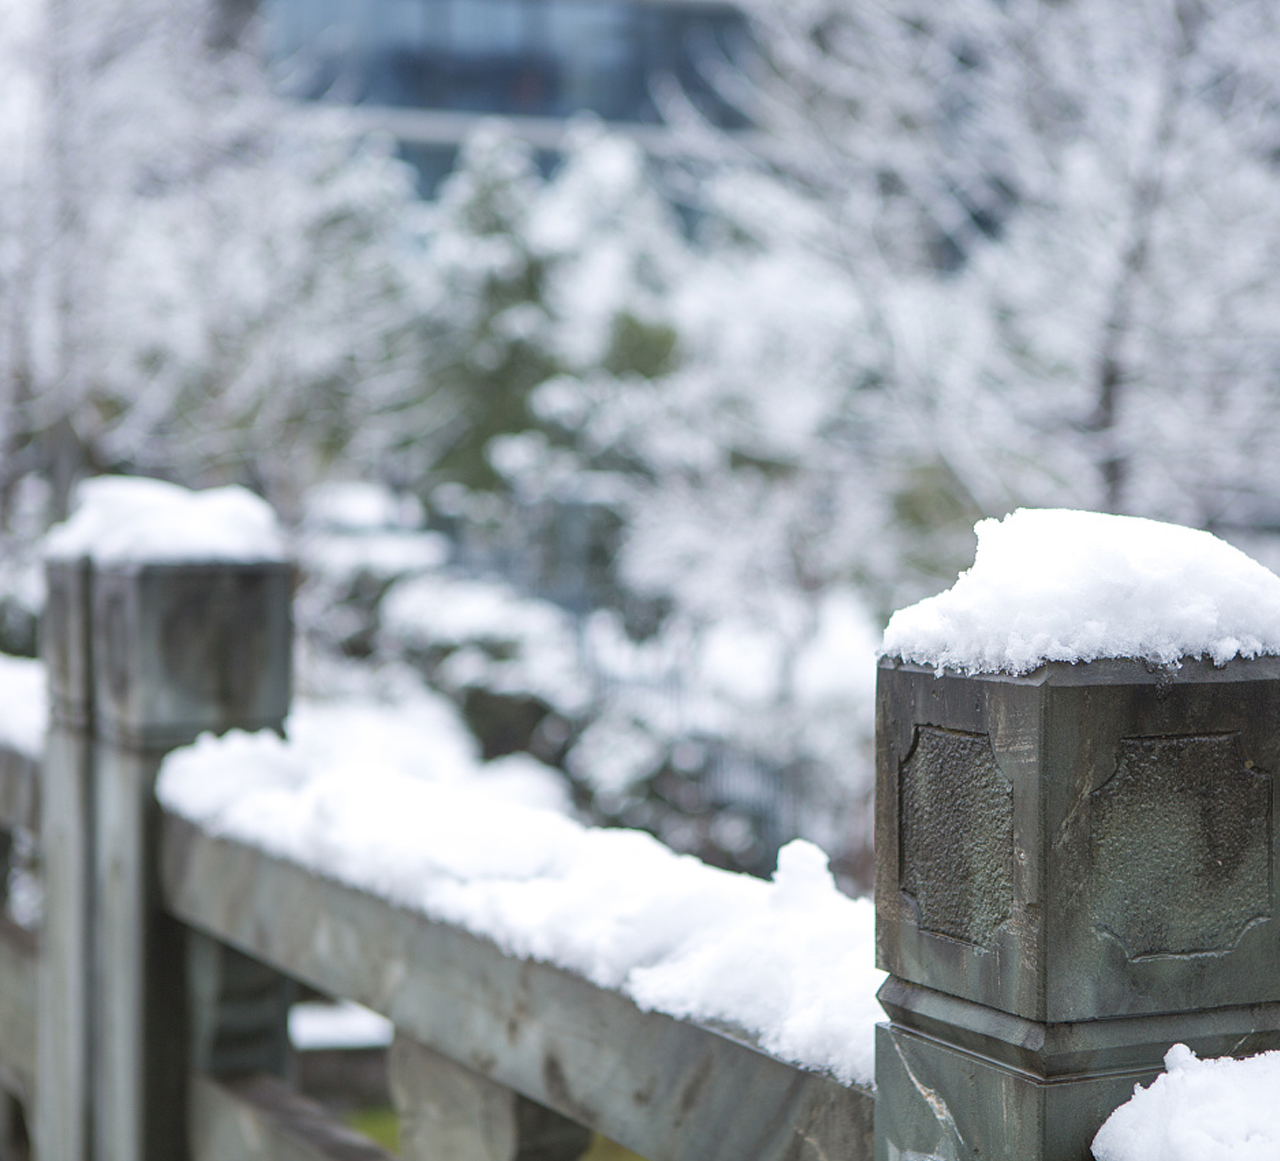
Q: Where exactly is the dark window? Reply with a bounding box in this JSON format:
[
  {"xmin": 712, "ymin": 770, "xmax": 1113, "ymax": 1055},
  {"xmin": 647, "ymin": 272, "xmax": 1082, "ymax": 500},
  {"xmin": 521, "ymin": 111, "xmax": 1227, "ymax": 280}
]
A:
[{"xmin": 265, "ymin": 0, "xmax": 751, "ymax": 127}]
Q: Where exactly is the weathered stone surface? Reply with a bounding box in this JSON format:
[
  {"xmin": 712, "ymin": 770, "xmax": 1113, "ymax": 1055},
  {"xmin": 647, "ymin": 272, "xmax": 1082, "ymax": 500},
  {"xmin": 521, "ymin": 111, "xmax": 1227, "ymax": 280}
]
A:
[
  {"xmin": 389, "ymin": 1037, "xmax": 592, "ymax": 1161},
  {"xmin": 1091, "ymin": 734, "xmax": 1271, "ymax": 959},
  {"xmin": 37, "ymin": 717, "xmax": 94, "ymax": 1161},
  {"xmin": 191, "ymin": 1072, "xmax": 394, "ymax": 1161},
  {"xmin": 88, "ymin": 561, "xmax": 294, "ymax": 1161},
  {"xmin": 875, "ymin": 655, "xmax": 1280, "ymax": 1161},
  {"xmin": 0, "ymin": 917, "xmax": 37, "ymax": 1102},
  {"xmin": 42, "ymin": 558, "xmax": 93, "ymax": 729},
  {"xmin": 874, "ymin": 1021, "xmax": 1154, "ymax": 1161},
  {"xmin": 876, "ymin": 656, "xmax": 1280, "ymax": 1024},
  {"xmin": 188, "ymin": 932, "xmax": 294, "ymax": 1080},
  {"xmin": 92, "ymin": 563, "xmax": 292, "ymax": 746},
  {"xmin": 900, "ymin": 727, "xmax": 1014, "ymax": 948}
]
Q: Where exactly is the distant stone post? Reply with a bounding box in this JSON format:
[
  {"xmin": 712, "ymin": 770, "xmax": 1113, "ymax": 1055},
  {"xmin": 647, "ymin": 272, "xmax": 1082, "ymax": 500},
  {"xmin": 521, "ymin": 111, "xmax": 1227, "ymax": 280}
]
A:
[
  {"xmin": 38, "ymin": 557, "xmax": 95, "ymax": 1161},
  {"xmin": 874, "ymin": 656, "xmax": 1280, "ymax": 1160},
  {"xmin": 40, "ymin": 537, "xmax": 292, "ymax": 1161},
  {"xmin": 90, "ymin": 559, "xmax": 292, "ymax": 1161}
]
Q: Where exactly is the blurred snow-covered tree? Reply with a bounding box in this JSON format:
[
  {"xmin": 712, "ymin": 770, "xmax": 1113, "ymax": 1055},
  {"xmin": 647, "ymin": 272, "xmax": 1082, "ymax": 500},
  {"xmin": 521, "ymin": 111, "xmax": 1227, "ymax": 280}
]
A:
[
  {"xmin": 401, "ymin": 122, "xmax": 689, "ymax": 499},
  {"xmin": 432, "ymin": 0, "xmax": 1280, "ymax": 878},
  {"xmin": 0, "ymin": 0, "xmax": 433, "ymax": 520},
  {"xmin": 733, "ymin": 0, "xmax": 1280, "ymax": 533}
]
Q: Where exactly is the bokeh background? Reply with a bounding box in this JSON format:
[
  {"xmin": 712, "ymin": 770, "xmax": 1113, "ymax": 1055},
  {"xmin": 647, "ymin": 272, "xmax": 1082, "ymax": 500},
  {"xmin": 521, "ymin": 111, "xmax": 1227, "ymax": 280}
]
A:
[{"xmin": 4, "ymin": 0, "xmax": 1280, "ymax": 896}]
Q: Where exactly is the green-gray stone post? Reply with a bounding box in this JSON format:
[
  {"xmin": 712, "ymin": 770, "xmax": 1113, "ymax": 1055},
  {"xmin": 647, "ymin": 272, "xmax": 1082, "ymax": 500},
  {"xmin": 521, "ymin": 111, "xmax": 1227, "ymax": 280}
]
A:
[
  {"xmin": 38, "ymin": 553, "xmax": 293, "ymax": 1161},
  {"xmin": 38, "ymin": 557, "xmax": 95, "ymax": 1161},
  {"xmin": 874, "ymin": 656, "xmax": 1280, "ymax": 1161},
  {"xmin": 90, "ymin": 560, "xmax": 292, "ymax": 1161}
]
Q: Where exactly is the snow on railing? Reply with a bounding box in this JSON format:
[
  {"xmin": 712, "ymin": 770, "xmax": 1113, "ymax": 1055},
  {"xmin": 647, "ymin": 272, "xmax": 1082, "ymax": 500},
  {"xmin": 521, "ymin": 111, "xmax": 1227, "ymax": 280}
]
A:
[
  {"xmin": 157, "ymin": 730, "xmax": 882, "ymax": 1088},
  {"xmin": 8, "ymin": 478, "xmax": 879, "ymax": 1161}
]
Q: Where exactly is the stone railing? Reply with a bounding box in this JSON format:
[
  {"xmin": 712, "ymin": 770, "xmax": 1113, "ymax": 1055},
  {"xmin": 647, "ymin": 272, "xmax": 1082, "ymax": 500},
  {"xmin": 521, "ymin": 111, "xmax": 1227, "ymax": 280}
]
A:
[
  {"xmin": 0, "ymin": 546, "xmax": 1276, "ymax": 1161},
  {"xmin": 0, "ymin": 551, "xmax": 873, "ymax": 1161}
]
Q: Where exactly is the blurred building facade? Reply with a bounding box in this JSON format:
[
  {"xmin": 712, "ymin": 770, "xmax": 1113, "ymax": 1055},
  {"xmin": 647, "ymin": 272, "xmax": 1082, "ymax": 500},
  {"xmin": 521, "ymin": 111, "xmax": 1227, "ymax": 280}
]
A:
[{"xmin": 263, "ymin": 0, "xmax": 751, "ymax": 191}]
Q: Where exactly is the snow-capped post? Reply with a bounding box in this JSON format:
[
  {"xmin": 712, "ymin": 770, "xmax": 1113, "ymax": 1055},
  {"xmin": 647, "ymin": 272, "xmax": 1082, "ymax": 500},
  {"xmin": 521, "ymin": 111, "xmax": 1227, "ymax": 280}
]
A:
[
  {"xmin": 873, "ymin": 510, "xmax": 1280, "ymax": 1161},
  {"xmin": 40, "ymin": 479, "xmax": 293, "ymax": 1161}
]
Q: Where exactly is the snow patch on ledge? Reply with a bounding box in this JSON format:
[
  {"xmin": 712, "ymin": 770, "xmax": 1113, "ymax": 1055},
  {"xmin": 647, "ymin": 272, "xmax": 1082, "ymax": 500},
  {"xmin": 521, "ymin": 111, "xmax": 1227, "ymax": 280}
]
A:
[
  {"xmin": 43, "ymin": 476, "xmax": 286, "ymax": 564},
  {"xmin": 1092, "ymin": 1044, "xmax": 1280, "ymax": 1161},
  {"xmin": 881, "ymin": 508, "xmax": 1280, "ymax": 675},
  {"xmin": 156, "ymin": 728, "xmax": 883, "ymax": 1086},
  {"xmin": 289, "ymin": 1001, "xmax": 394, "ymax": 1051},
  {"xmin": 0, "ymin": 654, "xmax": 46, "ymax": 759}
]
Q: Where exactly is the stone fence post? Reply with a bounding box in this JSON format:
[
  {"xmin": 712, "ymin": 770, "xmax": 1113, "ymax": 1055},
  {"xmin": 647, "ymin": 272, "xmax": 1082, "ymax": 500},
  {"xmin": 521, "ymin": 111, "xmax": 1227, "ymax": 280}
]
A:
[
  {"xmin": 873, "ymin": 656, "xmax": 1280, "ymax": 1160},
  {"xmin": 39, "ymin": 558, "xmax": 95, "ymax": 1161},
  {"xmin": 39, "ymin": 553, "xmax": 293, "ymax": 1161}
]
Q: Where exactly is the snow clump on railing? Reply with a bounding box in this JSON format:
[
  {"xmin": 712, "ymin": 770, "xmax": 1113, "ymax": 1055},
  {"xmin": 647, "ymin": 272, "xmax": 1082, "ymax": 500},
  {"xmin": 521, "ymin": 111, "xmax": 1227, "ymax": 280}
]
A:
[{"xmin": 156, "ymin": 726, "xmax": 884, "ymax": 1085}]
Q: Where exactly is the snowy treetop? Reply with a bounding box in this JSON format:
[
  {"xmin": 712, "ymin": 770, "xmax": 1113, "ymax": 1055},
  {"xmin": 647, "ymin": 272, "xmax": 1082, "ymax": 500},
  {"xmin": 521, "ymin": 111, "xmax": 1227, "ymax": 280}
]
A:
[
  {"xmin": 0, "ymin": 654, "xmax": 45, "ymax": 758},
  {"xmin": 43, "ymin": 477, "xmax": 286, "ymax": 564},
  {"xmin": 880, "ymin": 509, "xmax": 1280, "ymax": 675}
]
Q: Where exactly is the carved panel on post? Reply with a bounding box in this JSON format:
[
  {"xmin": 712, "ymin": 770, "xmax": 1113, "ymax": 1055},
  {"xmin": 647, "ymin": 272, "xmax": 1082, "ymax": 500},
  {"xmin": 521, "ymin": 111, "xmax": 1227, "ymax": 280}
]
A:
[
  {"xmin": 875, "ymin": 656, "xmax": 1280, "ymax": 1161},
  {"xmin": 1090, "ymin": 733, "xmax": 1271, "ymax": 959},
  {"xmin": 899, "ymin": 726, "xmax": 1014, "ymax": 948}
]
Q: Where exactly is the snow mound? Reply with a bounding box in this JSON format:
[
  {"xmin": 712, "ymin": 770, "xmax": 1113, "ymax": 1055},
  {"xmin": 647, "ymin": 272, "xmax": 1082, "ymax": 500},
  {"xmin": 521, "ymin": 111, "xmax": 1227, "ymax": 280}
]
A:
[
  {"xmin": 289, "ymin": 1001, "xmax": 394, "ymax": 1051},
  {"xmin": 0, "ymin": 654, "xmax": 46, "ymax": 758},
  {"xmin": 301, "ymin": 481, "xmax": 423, "ymax": 533},
  {"xmin": 43, "ymin": 477, "xmax": 285, "ymax": 564},
  {"xmin": 1093, "ymin": 1044, "xmax": 1280, "ymax": 1161},
  {"xmin": 881, "ymin": 509, "xmax": 1280, "ymax": 675},
  {"xmin": 157, "ymin": 728, "xmax": 882, "ymax": 1085},
  {"xmin": 286, "ymin": 689, "xmax": 573, "ymax": 816}
]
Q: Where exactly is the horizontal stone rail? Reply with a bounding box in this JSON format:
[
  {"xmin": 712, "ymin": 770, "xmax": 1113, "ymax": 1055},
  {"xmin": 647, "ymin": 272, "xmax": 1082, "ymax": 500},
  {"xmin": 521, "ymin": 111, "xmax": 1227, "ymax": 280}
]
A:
[{"xmin": 162, "ymin": 812, "xmax": 875, "ymax": 1161}]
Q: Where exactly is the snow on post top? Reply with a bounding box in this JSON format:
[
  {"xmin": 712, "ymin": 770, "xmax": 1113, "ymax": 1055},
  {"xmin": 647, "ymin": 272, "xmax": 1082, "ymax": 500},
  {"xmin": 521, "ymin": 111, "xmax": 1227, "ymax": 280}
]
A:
[
  {"xmin": 880, "ymin": 508, "xmax": 1280, "ymax": 675},
  {"xmin": 43, "ymin": 476, "xmax": 286, "ymax": 565}
]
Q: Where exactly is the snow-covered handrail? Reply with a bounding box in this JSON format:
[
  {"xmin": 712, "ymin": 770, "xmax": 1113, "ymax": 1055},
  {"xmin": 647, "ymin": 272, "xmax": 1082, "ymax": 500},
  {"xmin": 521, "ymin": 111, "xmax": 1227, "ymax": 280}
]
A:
[
  {"xmin": 160, "ymin": 809, "xmax": 873, "ymax": 1161},
  {"xmin": 21, "ymin": 479, "xmax": 874, "ymax": 1161}
]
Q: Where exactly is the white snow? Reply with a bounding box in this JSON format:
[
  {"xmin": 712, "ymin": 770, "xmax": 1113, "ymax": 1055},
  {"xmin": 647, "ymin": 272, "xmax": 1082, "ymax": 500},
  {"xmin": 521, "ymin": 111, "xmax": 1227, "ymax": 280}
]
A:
[
  {"xmin": 381, "ymin": 573, "xmax": 592, "ymax": 716},
  {"xmin": 0, "ymin": 656, "xmax": 573, "ymax": 816},
  {"xmin": 301, "ymin": 481, "xmax": 424, "ymax": 533},
  {"xmin": 0, "ymin": 654, "xmax": 46, "ymax": 758},
  {"xmin": 286, "ymin": 688, "xmax": 573, "ymax": 816},
  {"xmin": 298, "ymin": 530, "xmax": 450, "ymax": 584},
  {"xmin": 881, "ymin": 508, "xmax": 1280, "ymax": 675},
  {"xmin": 1092, "ymin": 1044, "xmax": 1280, "ymax": 1161},
  {"xmin": 156, "ymin": 727, "xmax": 883, "ymax": 1085},
  {"xmin": 288, "ymin": 1001, "xmax": 394, "ymax": 1051},
  {"xmin": 43, "ymin": 477, "xmax": 286, "ymax": 564}
]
